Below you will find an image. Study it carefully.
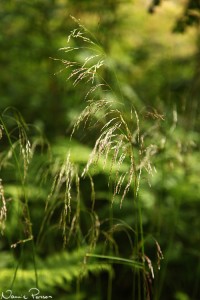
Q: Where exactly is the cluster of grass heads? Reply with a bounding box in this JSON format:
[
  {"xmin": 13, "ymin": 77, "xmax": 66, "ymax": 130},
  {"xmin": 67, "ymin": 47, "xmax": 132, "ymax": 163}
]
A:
[
  {"xmin": 53, "ymin": 17, "xmax": 165, "ymax": 298},
  {"xmin": 0, "ymin": 109, "xmax": 114, "ymax": 299},
  {"xmin": 0, "ymin": 19, "xmax": 162, "ymax": 299},
  {"xmin": 1, "ymin": 16, "xmax": 199, "ymax": 300}
]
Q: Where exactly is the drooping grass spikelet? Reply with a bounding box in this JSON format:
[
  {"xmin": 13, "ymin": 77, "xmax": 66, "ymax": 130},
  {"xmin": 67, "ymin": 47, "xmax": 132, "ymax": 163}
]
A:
[
  {"xmin": 71, "ymin": 99, "xmax": 112, "ymax": 138},
  {"xmin": 65, "ymin": 169, "xmax": 81, "ymax": 247},
  {"xmin": 0, "ymin": 125, "xmax": 3, "ymax": 140},
  {"xmin": 154, "ymin": 239, "xmax": 164, "ymax": 270},
  {"xmin": 45, "ymin": 152, "xmax": 81, "ymax": 247},
  {"xmin": 19, "ymin": 126, "xmax": 33, "ymax": 181},
  {"xmin": 81, "ymin": 121, "xmax": 122, "ymax": 177},
  {"xmin": 88, "ymin": 211, "xmax": 100, "ymax": 251},
  {"xmin": 0, "ymin": 179, "xmax": 7, "ymax": 235},
  {"xmin": 53, "ymin": 16, "xmax": 105, "ymax": 90},
  {"xmin": 144, "ymin": 254, "xmax": 154, "ymax": 279}
]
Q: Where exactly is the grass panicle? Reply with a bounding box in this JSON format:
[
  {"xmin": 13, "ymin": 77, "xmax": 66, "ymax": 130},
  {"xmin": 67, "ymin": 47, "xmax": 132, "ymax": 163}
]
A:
[
  {"xmin": 0, "ymin": 110, "xmax": 38, "ymax": 288},
  {"xmin": 57, "ymin": 23, "xmax": 160, "ymax": 206},
  {"xmin": 56, "ymin": 20, "xmax": 165, "ymax": 295}
]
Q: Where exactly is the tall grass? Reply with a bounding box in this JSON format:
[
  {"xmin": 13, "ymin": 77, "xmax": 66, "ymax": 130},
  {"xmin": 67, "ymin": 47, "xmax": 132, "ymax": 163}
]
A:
[
  {"xmin": 0, "ymin": 110, "xmax": 38, "ymax": 289},
  {"xmin": 0, "ymin": 18, "xmax": 167, "ymax": 300},
  {"xmin": 53, "ymin": 17, "xmax": 165, "ymax": 299}
]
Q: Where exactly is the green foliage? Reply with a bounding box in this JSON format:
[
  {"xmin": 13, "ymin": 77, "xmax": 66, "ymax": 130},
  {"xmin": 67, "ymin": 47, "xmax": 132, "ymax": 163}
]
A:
[
  {"xmin": 0, "ymin": 1, "xmax": 200, "ymax": 300},
  {"xmin": 0, "ymin": 248, "xmax": 112, "ymax": 296},
  {"xmin": 174, "ymin": 0, "xmax": 200, "ymax": 32}
]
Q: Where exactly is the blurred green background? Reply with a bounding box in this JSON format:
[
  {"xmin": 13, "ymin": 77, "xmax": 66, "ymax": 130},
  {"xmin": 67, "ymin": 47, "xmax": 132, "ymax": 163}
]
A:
[{"xmin": 0, "ymin": 1, "xmax": 199, "ymax": 299}]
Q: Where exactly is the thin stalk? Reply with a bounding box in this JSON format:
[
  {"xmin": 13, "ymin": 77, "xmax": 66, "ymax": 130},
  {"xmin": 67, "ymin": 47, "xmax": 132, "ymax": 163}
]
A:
[
  {"xmin": 154, "ymin": 187, "xmax": 182, "ymax": 300},
  {"xmin": 107, "ymin": 271, "xmax": 112, "ymax": 300},
  {"xmin": 138, "ymin": 199, "xmax": 145, "ymax": 300},
  {"xmin": 129, "ymin": 140, "xmax": 145, "ymax": 299},
  {"xmin": 107, "ymin": 188, "xmax": 113, "ymax": 300},
  {"xmin": 85, "ymin": 253, "xmax": 143, "ymax": 269}
]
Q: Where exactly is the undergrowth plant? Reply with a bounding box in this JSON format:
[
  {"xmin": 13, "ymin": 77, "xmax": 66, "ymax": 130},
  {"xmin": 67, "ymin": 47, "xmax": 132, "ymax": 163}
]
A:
[
  {"xmin": 0, "ymin": 17, "xmax": 166, "ymax": 300},
  {"xmin": 0, "ymin": 110, "xmax": 38, "ymax": 291},
  {"xmin": 0, "ymin": 109, "xmax": 113, "ymax": 298},
  {"xmin": 52, "ymin": 17, "xmax": 165, "ymax": 299}
]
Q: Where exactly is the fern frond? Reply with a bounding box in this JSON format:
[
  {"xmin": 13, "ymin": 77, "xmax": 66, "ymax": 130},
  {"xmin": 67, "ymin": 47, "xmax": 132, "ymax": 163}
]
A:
[{"xmin": 0, "ymin": 249, "xmax": 112, "ymax": 293}]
